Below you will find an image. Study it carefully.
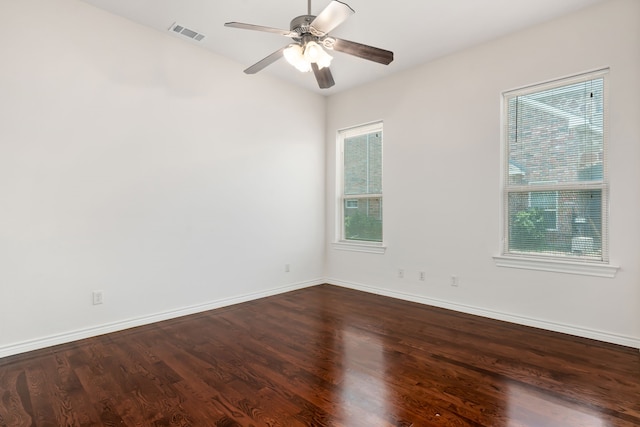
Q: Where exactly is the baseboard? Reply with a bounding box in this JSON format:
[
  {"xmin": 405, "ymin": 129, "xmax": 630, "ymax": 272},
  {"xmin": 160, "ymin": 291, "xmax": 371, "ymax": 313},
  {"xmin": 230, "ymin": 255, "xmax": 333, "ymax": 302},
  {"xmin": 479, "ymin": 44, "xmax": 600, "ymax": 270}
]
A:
[
  {"xmin": 327, "ymin": 278, "xmax": 640, "ymax": 350},
  {"xmin": 0, "ymin": 279, "xmax": 322, "ymax": 359},
  {"xmin": 4, "ymin": 277, "xmax": 636, "ymax": 359}
]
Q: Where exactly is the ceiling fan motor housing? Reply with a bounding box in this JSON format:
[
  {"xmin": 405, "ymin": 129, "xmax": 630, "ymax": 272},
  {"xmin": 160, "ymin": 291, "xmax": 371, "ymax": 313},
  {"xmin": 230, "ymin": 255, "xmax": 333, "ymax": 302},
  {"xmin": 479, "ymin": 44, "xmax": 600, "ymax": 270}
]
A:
[{"xmin": 290, "ymin": 15, "xmax": 316, "ymax": 38}]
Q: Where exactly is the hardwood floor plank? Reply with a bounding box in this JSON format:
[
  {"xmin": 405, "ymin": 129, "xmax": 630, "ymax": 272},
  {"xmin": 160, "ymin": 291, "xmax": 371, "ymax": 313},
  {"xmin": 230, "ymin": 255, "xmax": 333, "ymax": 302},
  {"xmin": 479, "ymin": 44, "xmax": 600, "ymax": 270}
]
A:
[
  {"xmin": 0, "ymin": 369, "xmax": 33, "ymax": 427},
  {"xmin": 1, "ymin": 284, "xmax": 638, "ymax": 426}
]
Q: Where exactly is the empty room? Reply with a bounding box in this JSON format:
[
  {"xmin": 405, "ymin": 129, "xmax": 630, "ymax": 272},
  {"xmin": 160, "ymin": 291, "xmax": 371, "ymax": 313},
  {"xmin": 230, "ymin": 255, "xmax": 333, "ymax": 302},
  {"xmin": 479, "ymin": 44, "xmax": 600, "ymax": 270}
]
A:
[{"xmin": 1, "ymin": 0, "xmax": 638, "ymax": 425}]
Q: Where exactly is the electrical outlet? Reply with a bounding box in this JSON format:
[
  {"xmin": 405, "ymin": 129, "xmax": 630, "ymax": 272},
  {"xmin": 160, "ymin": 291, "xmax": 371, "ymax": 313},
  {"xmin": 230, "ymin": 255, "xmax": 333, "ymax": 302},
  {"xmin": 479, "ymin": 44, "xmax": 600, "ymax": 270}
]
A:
[
  {"xmin": 398, "ymin": 269, "xmax": 405, "ymax": 279},
  {"xmin": 285, "ymin": 264, "xmax": 290, "ymax": 273},
  {"xmin": 419, "ymin": 271, "xmax": 426, "ymax": 281},
  {"xmin": 92, "ymin": 290, "xmax": 104, "ymax": 305},
  {"xmin": 450, "ymin": 275, "xmax": 459, "ymax": 287}
]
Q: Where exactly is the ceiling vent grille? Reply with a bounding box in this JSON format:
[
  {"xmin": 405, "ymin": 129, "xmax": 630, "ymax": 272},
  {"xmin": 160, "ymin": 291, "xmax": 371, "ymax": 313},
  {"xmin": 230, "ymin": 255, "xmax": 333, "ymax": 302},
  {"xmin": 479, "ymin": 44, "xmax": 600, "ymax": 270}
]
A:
[{"xmin": 169, "ymin": 23, "xmax": 205, "ymax": 41}]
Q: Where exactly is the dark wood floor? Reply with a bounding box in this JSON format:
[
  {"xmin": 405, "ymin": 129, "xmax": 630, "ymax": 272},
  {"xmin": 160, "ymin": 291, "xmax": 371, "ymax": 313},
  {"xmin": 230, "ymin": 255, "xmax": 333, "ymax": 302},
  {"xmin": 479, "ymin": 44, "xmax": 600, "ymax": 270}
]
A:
[{"xmin": 1, "ymin": 285, "xmax": 638, "ymax": 427}]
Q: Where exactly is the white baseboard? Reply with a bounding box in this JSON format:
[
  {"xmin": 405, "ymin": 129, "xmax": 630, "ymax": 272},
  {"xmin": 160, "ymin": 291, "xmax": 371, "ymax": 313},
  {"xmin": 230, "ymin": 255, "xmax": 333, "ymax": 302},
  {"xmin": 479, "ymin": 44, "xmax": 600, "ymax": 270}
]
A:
[
  {"xmin": 4, "ymin": 278, "xmax": 637, "ymax": 359},
  {"xmin": 0, "ymin": 279, "xmax": 322, "ymax": 359},
  {"xmin": 327, "ymin": 278, "xmax": 640, "ymax": 350}
]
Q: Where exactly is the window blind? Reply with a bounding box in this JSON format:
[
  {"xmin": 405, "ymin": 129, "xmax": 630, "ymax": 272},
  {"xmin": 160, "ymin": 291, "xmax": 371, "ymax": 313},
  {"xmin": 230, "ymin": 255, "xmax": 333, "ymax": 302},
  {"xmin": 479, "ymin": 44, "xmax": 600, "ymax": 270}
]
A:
[
  {"xmin": 340, "ymin": 123, "xmax": 383, "ymax": 242},
  {"xmin": 504, "ymin": 71, "xmax": 608, "ymax": 261}
]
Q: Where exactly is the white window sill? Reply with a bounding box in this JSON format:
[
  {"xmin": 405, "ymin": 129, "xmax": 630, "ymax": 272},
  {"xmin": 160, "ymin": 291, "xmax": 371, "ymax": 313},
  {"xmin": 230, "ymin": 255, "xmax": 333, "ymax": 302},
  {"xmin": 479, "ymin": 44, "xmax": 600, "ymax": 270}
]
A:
[
  {"xmin": 493, "ymin": 255, "xmax": 619, "ymax": 278},
  {"xmin": 332, "ymin": 241, "xmax": 387, "ymax": 254}
]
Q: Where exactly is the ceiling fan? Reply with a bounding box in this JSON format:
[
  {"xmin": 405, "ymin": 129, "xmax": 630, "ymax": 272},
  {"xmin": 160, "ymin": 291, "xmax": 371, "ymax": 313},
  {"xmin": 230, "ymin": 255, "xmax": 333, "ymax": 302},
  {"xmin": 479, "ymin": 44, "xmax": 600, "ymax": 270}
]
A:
[{"xmin": 224, "ymin": 0, "xmax": 394, "ymax": 89}]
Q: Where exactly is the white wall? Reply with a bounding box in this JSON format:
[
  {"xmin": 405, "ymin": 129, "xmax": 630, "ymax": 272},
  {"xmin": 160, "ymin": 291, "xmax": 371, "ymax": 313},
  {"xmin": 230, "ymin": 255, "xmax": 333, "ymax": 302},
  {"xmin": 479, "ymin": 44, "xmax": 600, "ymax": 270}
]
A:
[
  {"xmin": 0, "ymin": 0, "xmax": 326, "ymax": 356},
  {"xmin": 325, "ymin": 0, "xmax": 640, "ymax": 348},
  {"xmin": 2, "ymin": 0, "xmax": 637, "ymax": 358}
]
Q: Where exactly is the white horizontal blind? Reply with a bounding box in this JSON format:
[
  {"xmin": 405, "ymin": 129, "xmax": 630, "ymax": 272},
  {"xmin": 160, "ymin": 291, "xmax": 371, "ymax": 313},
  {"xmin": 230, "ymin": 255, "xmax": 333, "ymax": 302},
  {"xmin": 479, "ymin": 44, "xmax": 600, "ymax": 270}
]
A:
[
  {"xmin": 503, "ymin": 71, "xmax": 608, "ymax": 261},
  {"xmin": 340, "ymin": 122, "xmax": 383, "ymax": 242}
]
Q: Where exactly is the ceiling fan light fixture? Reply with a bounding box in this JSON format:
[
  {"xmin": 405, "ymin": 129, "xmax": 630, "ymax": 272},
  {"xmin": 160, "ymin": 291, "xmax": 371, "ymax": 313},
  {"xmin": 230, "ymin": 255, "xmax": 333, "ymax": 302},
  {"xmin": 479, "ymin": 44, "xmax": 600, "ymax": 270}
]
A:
[
  {"xmin": 283, "ymin": 44, "xmax": 311, "ymax": 72},
  {"xmin": 304, "ymin": 41, "xmax": 333, "ymax": 70}
]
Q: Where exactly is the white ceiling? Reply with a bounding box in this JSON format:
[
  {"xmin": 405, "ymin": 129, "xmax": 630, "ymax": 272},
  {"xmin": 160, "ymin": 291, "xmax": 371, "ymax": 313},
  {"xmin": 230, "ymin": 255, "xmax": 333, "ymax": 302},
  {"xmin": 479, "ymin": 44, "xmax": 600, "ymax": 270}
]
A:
[{"xmin": 80, "ymin": 0, "xmax": 606, "ymax": 95}]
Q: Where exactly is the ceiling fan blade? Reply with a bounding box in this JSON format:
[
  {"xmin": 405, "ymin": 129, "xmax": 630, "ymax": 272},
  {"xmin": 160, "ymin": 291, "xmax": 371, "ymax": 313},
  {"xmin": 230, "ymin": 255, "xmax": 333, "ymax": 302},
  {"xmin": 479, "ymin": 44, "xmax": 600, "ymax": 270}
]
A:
[
  {"xmin": 224, "ymin": 22, "xmax": 297, "ymax": 37},
  {"xmin": 311, "ymin": 63, "xmax": 335, "ymax": 89},
  {"xmin": 330, "ymin": 38, "xmax": 394, "ymax": 65},
  {"xmin": 244, "ymin": 46, "xmax": 287, "ymax": 74},
  {"xmin": 310, "ymin": 1, "xmax": 354, "ymax": 35}
]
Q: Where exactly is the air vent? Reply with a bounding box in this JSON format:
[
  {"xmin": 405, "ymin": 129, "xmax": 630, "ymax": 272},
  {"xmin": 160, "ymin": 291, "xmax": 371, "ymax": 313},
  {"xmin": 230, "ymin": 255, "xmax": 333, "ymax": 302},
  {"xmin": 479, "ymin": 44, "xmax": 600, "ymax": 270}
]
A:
[{"xmin": 169, "ymin": 23, "xmax": 205, "ymax": 41}]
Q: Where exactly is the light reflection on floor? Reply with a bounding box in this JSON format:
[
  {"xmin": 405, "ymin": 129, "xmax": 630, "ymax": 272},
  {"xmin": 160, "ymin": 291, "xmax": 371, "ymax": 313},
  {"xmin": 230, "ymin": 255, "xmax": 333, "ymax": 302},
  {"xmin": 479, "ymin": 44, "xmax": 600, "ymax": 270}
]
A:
[
  {"xmin": 337, "ymin": 327, "xmax": 391, "ymax": 426},
  {"xmin": 507, "ymin": 380, "xmax": 607, "ymax": 427},
  {"xmin": 328, "ymin": 319, "xmax": 617, "ymax": 426}
]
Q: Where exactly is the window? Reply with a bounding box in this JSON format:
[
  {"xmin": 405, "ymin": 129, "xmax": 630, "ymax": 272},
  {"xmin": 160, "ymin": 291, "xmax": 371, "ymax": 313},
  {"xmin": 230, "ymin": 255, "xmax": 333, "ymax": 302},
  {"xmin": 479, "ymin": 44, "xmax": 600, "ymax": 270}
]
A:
[
  {"xmin": 345, "ymin": 200, "xmax": 359, "ymax": 209},
  {"xmin": 502, "ymin": 70, "xmax": 608, "ymax": 262},
  {"xmin": 338, "ymin": 122, "xmax": 383, "ymax": 243}
]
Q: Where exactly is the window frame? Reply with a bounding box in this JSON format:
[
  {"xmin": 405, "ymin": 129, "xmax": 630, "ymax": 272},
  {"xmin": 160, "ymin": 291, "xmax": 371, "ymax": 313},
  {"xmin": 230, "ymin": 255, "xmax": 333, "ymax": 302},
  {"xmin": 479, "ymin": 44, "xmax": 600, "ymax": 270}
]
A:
[
  {"xmin": 496, "ymin": 69, "xmax": 618, "ymax": 277},
  {"xmin": 333, "ymin": 121, "xmax": 386, "ymax": 253}
]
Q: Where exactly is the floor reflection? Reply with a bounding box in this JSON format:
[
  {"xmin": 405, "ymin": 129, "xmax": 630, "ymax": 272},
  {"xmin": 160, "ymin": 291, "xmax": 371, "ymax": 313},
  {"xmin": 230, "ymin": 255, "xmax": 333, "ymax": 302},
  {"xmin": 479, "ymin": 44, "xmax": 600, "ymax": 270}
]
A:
[
  {"xmin": 337, "ymin": 326, "xmax": 391, "ymax": 425},
  {"xmin": 507, "ymin": 380, "xmax": 607, "ymax": 427}
]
